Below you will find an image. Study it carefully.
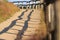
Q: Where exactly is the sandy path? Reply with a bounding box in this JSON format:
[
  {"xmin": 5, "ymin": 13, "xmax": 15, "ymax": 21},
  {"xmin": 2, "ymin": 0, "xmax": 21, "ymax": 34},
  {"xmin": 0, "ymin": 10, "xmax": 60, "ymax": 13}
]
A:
[{"xmin": 0, "ymin": 9, "xmax": 47, "ymax": 40}]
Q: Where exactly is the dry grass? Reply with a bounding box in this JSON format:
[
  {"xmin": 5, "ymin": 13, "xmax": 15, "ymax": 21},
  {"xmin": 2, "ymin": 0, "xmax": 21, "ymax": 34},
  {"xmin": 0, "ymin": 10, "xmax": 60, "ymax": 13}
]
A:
[{"xmin": 0, "ymin": 1, "xmax": 19, "ymax": 23}]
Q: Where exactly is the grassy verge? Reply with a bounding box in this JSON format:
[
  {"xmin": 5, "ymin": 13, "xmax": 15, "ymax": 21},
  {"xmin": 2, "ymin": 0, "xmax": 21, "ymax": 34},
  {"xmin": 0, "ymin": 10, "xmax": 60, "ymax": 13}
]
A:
[{"xmin": 0, "ymin": 1, "xmax": 19, "ymax": 23}]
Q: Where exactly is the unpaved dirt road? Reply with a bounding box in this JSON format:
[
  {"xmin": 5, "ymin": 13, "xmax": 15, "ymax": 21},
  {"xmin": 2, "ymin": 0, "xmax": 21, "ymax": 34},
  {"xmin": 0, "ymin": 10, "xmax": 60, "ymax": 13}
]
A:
[{"xmin": 0, "ymin": 9, "xmax": 47, "ymax": 40}]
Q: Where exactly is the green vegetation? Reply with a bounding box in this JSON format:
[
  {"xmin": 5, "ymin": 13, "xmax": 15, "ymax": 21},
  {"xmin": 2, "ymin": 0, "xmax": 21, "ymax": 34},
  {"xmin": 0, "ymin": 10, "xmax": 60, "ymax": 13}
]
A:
[{"xmin": 0, "ymin": 1, "xmax": 19, "ymax": 23}]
